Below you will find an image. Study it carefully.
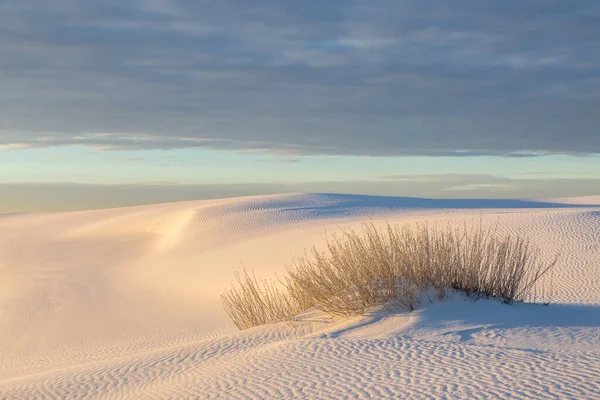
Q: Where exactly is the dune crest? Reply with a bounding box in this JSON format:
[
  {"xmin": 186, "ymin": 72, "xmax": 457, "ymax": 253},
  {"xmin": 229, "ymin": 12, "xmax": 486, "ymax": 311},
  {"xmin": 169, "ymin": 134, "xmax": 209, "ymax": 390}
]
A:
[{"xmin": 0, "ymin": 194, "xmax": 599, "ymax": 398}]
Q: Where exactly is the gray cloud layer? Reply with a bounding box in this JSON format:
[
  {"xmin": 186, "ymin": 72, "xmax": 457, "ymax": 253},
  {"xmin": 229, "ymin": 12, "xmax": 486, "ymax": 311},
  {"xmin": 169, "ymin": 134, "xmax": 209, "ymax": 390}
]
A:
[{"xmin": 1, "ymin": 1, "xmax": 599, "ymax": 155}]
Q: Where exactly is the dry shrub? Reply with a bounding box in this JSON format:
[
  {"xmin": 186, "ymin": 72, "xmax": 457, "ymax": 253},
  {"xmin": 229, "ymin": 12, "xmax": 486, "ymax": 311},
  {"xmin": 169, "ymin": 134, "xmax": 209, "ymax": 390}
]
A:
[
  {"xmin": 222, "ymin": 223, "xmax": 557, "ymax": 330},
  {"xmin": 221, "ymin": 268, "xmax": 303, "ymax": 331}
]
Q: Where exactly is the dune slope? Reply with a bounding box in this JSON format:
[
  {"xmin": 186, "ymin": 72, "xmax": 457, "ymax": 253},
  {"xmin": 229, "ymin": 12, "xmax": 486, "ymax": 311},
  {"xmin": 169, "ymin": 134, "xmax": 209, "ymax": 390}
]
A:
[{"xmin": 0, "ymin": 193, "xmax": 599, "ymax": 399}]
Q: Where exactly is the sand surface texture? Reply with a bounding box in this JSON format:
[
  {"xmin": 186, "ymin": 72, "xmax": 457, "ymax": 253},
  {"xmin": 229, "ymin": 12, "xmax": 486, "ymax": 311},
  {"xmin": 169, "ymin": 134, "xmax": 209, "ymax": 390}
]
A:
[{"xmin": 0, "ymin": 193, "xmax": 599, "ymax": 399}]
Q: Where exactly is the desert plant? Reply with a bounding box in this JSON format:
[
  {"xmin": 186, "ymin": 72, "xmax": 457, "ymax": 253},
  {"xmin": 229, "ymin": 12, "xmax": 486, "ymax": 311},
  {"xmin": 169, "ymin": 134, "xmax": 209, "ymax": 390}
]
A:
[
  {"xmin": 222, "ymin": 222, "xmax": 557, "ymax": 330},
  {"xmin": 221, "ymin": 268, "xmax": 302, "ymax": 330}
]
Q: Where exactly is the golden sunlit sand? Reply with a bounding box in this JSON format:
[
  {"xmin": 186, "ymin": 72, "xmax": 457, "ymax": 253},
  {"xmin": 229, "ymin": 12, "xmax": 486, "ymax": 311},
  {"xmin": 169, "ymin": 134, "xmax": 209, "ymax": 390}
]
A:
[{"xmin": 0, "ymin": 194, "xmax": 599, "ymax": 398}]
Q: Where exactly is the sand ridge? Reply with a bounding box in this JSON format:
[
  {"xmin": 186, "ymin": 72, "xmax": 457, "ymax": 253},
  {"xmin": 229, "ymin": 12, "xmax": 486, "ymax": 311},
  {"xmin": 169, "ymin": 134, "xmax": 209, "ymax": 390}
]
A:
[{"xmin": 0, "ymin": 193, "xmax": 598, "ymax": 398}]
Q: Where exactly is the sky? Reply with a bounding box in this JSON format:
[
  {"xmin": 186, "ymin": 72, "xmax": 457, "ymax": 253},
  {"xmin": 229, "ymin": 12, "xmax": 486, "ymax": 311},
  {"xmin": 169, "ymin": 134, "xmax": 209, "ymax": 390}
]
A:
[{"xmin": 1, "ymin": 0, "xmax": 599, "ymax": 211}]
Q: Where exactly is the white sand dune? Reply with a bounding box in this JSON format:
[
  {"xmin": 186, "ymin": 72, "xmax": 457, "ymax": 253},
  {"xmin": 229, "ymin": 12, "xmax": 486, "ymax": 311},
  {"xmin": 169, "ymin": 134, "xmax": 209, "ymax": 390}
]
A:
[{"xmin": 0, "ymin": 193, "xmax": 599, "ymax": 399}]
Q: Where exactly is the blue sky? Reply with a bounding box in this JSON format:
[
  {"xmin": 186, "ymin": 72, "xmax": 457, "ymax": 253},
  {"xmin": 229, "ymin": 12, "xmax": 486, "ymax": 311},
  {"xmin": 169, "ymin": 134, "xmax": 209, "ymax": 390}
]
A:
[{"xmin": 1, "ymin": 1, "xmax": 599, "ymax": 211}]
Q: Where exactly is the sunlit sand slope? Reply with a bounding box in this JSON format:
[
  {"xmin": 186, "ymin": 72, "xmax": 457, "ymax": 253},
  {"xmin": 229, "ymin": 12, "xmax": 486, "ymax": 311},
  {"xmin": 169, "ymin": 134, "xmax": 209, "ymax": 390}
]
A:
[{"xmin": 0, "ymin": 193, "xmax": 598, "ymax": 399}]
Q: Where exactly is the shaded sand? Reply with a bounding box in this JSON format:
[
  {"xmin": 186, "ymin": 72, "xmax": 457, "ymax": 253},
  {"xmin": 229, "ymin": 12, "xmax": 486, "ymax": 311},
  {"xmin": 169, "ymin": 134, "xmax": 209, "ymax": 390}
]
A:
[{"xmin": 0, "ymin": 193, "xmax": 599, "ymax": 399}]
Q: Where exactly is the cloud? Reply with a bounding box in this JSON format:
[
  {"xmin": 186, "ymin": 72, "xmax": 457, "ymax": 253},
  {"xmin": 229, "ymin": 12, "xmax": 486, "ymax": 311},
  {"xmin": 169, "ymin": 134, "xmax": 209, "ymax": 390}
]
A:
[
  {"xmin": 1, "ymin": 0, "xmax": 599, "ymax": 156},
  {"xmin": 116, "ymin": 156, "xmax": 145, "ymax": 162},
  {"xmin": 0, "ymin": 144, "xmax": 28, "ymax": 151},
  {"xmin": 440, "ymin": 183, "xmax": 514, "ymax": 192}
]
